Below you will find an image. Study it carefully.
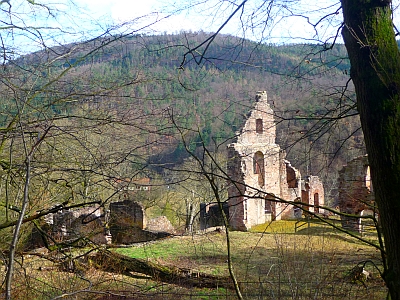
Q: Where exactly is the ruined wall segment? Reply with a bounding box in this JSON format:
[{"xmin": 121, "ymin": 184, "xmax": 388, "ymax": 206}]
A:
[
  {"xmin": 227, "ymin": 146, "xmax": 247, "ymax": 230},
  {"xmin": 52, "ymin": 204, "xmax": 109, "ymax": 244},
  {"xmin": 338, "ymin": 155, "xmax": 375, "ymax": 231},
  {"xmin": 227, "ymin": 91, "xmax": 281, "ymax": 230},
  {"xmin": 26, "ymin": 198, "xmax": 175, "ymax": 249},
  {"xmin": 236, "ymin": 91, "xmax": 277, "ymax": 146},
  {"xmin": 109, "ymin": 200, "xmax": 148, "ymax": 244},
  {"xmin": 227, "ymin": 91, "xmax": 325, "ymax": 230},
  {"xmin": 301, "ymin": 176, "xmax": 324, "ymax": 214},
  {"xmin": 279, "ymin": 159, "xmax": 302, "ymax": 219}
]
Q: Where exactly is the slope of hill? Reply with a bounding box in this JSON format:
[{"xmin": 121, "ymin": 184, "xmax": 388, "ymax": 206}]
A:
[{"xmin": 2, "ymin": 32, "xmax": 363, "ymax": 191}]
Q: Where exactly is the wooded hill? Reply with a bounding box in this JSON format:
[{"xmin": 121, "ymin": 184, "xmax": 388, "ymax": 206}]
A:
[{"xmin": 2, "ymin": 32, "xmax": 364, "ymax": 201}]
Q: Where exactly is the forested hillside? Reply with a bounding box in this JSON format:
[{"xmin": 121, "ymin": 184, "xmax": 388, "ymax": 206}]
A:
[
  {"xmin": 41, "ymin": 32, "xmax": 360, "ymax": 180},
  {"xmin": 0, "ymin": 32, "xmax": 363, "ymax": 212},
  {"xmin": 0, "ymin": 31, "xmax": 369, "ymax": 298}
]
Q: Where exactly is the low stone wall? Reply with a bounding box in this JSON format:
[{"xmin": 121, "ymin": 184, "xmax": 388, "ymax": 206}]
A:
[{"xmin": 25, "ymin": 200, "xmax": 175, "ymax": 248}]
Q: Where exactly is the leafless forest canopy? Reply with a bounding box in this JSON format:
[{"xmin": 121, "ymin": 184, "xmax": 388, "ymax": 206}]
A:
[{"xmin": 0, "ymin": 22, "xmax": 386, "ymax": 298}]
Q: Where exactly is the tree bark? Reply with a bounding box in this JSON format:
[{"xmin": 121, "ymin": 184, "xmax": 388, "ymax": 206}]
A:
[{"xmin": 341, "ymin": 0, "xmax": 400, "ymax": 298}]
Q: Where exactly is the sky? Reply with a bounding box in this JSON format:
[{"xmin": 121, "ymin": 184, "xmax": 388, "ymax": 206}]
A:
[
  {"xmin": 6, "ymin": 0, "xmax": 400, "ymax": 50},
  {"xmin": 68, "ymin": 0, "xmax": 335, "ymax": 38},
  {"xmin": 1, "ymin": 0, "xmax": 195, "ymax": 54},
  {"xmin": 0, "ymin": 0, "xmax": 348, "ymax": 49},
  {"xmin": 75, "ymin": 0, "xmax": 344, "ymax": 44},
  {"xmin": 77, "ymin": 0, "xmax": 204, "ymax": 34}
]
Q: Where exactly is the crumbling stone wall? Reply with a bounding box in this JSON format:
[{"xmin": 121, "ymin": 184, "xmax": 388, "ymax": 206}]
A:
[
  {"xmin": 279, "ymin": 159, "xmax": 302, "ymax": 219},
  {"xmin": 146, "ymin": 216, "xmax": 175, "ymax": 234},
  {"xmin": 226, "ymin": 91, "xmax": 325, "ymax": 230},
  {"xmin": 52, "ymin": 204, "xmax": 109, "ymax": 244},
  {"xmin": 338, "ymin": 155, "xmax": 375, "ymax": 231},
  {"xmin": 26, "ymin": 199, "xmax": 175, "ymax": 249},
  {"xmin": 109, "ymin": 200, "xmax": 148, "ymax": 244},
  {"xmin": 109, "ymin": 200, "xmax": 174, "ymax": 244},
  {"xmin": 227, "ymin": 146, "xmax": 247, "ymax": 230},
  {"xmin": 301, "ymin": 176, "xmax": 324, "ymax": 215},
  {"xmin": 24, "ymin": 204, "xmax": 110, "ymax": 250},
  {"xmin": 227, "ymin": 91, "xmax": 281, "ymax": 230}
]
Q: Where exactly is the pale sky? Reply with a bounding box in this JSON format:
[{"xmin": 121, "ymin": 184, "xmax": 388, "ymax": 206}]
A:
[
  {"xmin": 8, "ymin": 0, "xmax": 400, "ymax": 47},
  {"xmin": 0, "ymin": 0, "xmax": 348, "ymax": 46},
  {"xmin": 77, "ymin": 0, "xmax": 203, "ymax": 34},
  {"xmin": 76, "ymin": 0, "xmax": 345, "ymax": 43},
  {"xmin": 1, "ymin": 0, "xmax": 200, "ymax": 52}
]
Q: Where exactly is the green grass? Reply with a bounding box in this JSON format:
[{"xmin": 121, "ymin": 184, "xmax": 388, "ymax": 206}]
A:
[
  {"xmin": 111, "ymin": 220, "xmax": 386, "ymax": 299},
  {"xmin": 116, "ymin": 234, "xmax": 227, "ymax": 262},
  {"xmin": 12, "ymin": 220, "xmax": 387, "ymax": 299},
  {"xmin": 116, "ymin": 238, "xmax": 186, "ymax": 259},
  {"xmin": 249, "ymin": 218, "xmax": 348, "ymax": 234},
  {"xmin": 250, "ymin": 220, "xmax": 300, "ymax": 233}
]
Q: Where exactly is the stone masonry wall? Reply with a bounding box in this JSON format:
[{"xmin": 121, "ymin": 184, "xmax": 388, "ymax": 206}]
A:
[
  {"xmin": 227, "ymin": 91, "xmax": 282, "ymax": 230},
  {"xmin": 226, "ymin": 91, "xmax": 325, "ymax": 230},
  {"xmin": 279, "ymin": 159, "xmax": 302, "ymax": 219},
  {"xmin": 301, "ymin": 176, "xmax": 324, "ymax": 214},
  {"xmin": 338, "ymin": 155, "xmax": 374, "ymax": 231},
  {"xmin": 227, "ymin": 146, "xmax": 247, "ymax": 230},
  {"xmin": 26, "ymin": 199, "xmax": 176, "ymax": 249},
  {"xmin": 109, "ymin": 200, "xmax": 147, "ymax": 244}
]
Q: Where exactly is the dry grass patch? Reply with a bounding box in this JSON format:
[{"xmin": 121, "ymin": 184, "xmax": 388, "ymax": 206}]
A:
[{"xmin": 2, "ymin": 221, "xmax": 388, "ymax": 299}]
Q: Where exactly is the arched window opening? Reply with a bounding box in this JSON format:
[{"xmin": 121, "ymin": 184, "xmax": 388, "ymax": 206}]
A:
[
  {"xmin": 265, "ymin": 199, "xmax": 272, "ymax": 213},
  {"xmin": 253, "ymin": 151, "xmax": 265, "ymax": 186},
  {"xmin": 256, "ymin": 118, "xmax": 263, "ymax": 133},
  {"xmin": 286, "ymin": 164, "xmax": 297, "ymax": 188},
  {"xmin": 314, "ymin": 193, "xmax": 319, "ymax": 213},
  {"xmin": 365, "ymin": 166, "xmax": 372, "ymax": 191}
]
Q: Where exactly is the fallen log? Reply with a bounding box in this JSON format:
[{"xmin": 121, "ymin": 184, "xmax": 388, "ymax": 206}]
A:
[{"xmin": 89, "ymin": 250, "xmax": 234, "ymax": 290}]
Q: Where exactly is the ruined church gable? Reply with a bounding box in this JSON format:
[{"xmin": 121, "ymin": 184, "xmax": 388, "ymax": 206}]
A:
[
  {"xmin": 227, "ymin": 91, "xmax": 324, "ymax": 230},
  {"xmin": 230, "ymin": 92, "xmax": 282, "ymax": 193},
  {"xmin": 236, "ymin": 91, "xmax": 277, "ymax": 146}
]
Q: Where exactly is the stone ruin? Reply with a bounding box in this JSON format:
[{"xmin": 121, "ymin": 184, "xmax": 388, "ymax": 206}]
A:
[
  {"xmin": 338, "ymin": 155, "xmax": 376, "ymax": 232},
  {"xmin": 199, "ymin": 202, "xmax": 229, "ymax": 230},
  {"xmin": 27, "ymin": 204, "xmax": 110, "ymax": 250},
  {"xmin": 226, "ymin": 91, "xmax": 325, "ymax": 231},
  {"xmin": 109, "ymin": 200, "xmax": 148, "ymax": 244},
  {"xmin": 51, "ymin": 204, "xmax": 110, "ymax": 244},
  {"xmin": 26, "ymin": 199, "xmax": 174, "ymax": 249},
  {"xmin": 146, "ymin": 216, "xmax": 176, "ymax": 233}
]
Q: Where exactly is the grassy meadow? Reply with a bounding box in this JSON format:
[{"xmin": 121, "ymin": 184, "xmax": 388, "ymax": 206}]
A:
[
  {"xmin": 7, "ymin": 220, "xmax": 387, "ymax": 299},
  {"xmin": 112, "ymin": 220, "xmax": 387, "ymax": 299}
]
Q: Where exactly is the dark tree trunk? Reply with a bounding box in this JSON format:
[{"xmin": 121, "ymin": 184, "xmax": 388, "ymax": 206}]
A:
[{"xmin": 341, "ymin": 0, "xmax": 400, "ymax": 298}]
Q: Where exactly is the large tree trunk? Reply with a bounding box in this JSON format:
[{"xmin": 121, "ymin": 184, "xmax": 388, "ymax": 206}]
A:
[{"xmin": 341, "ymin": 0, "xmax": 400, "ymax": 298}]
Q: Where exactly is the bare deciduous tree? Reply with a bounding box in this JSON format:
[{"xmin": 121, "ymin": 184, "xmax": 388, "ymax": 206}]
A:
[
  {"xmin": 173, "ymin": 0, "xmax": 400, "ymax": 297},
  {"xmin": 0, "ymin": 2, "xmax": 170, "ymax": 298}
]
